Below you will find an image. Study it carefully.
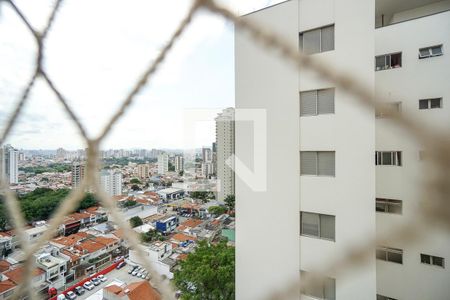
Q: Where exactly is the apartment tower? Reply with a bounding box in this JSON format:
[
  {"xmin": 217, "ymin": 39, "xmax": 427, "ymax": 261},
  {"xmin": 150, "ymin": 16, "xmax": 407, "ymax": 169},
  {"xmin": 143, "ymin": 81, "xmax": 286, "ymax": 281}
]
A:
[
  {"xmin": 100, "ymin": 169, "xmax": 123, "ymax": 196},
  {"xmin": 71, "ymin": 162, "xmax": 85, "ymax": 188},
  {"xmin": 216, "ymin": 107, "xmax": 235, "ymax": 201},
  {"xmin": 235, "ymin": 0, "xmax": 450, "ymax": 299},
  {"xmin": 157, "ymin": 153, "xmax": 169, "ymax": 175},
  {"xmin": 0, "ymin": 144, "xmax": 19, "ymax": 184}
]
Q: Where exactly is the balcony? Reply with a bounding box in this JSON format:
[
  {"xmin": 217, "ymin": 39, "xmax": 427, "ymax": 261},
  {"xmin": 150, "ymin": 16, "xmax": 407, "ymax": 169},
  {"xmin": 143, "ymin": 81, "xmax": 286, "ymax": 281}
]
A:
[{"xmin": 376, "ymin": 0, "xmax": 450, "ymax": 28}]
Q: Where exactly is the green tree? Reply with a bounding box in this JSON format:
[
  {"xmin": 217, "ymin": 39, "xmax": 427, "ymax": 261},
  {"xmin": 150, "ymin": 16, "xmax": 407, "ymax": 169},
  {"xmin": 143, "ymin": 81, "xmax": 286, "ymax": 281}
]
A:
[
  {"xmin": 208, "ymin": 206, "xmax": 227, "ymax": 216},
  {"xmin": 140, "ymin": 230, "xmax": 166, "ymax": 243},
  {"xmin": 168, "ymin": 162, "xmax": 175, "ymax": 172},
  {"xmin": 174, "ymin": 241, "xmax": 235, "ymax": 300},
  {"xmin": 179, "ymin": 170, "xmax": 184, "ymax": 176},
  {"xmin": 129, "ymin": 216, "xmax": 143, "ymax": 228},
  {"xmin": 130, "ymin": 184, "xmax": 141, "ymax": 191},
  {"xmin": 130, "ymin": 178, "xmax": 141, "ymax": 184},
  {"xmin": 123, "ymin": 200, "xmax": 137, "ymax": 207},
  {"xmin": 224, "ymin": 195, "xmax": 235, "ymax": 210}
]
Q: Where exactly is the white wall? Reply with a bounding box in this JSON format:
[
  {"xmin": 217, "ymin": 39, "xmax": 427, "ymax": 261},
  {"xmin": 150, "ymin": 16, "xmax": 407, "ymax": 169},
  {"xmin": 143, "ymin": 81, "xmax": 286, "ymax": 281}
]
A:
[
  {"xmin": 375, "ymin": 10, "xmax": 450, "ymax": 300},
  {"xmin": 298, "ymin": 0, "xmax": 376, "ymax": 299},
  {"xmin": 235, "ymin": 1, "xmax": 300, "ymax": 299}
]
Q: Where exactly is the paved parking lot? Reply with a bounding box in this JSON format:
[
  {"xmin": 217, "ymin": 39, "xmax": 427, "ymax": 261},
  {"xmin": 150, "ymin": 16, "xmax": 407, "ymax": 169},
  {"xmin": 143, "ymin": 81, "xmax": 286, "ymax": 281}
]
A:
[{"xmin": 76, "ymin": 265, "xmax": 144, "ymax": 299}]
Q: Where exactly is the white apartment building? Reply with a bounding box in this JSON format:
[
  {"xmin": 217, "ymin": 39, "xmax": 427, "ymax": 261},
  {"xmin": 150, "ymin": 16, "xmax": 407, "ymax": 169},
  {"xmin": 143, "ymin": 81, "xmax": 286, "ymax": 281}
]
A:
[
  {"xmin": 136, "ymin": 163, "xmax": 151, "ymax": 179},
  {"xmin": 0, "ymin": 145, "xmax": 19, "ymax": 184},
  {"xmin": 235, "ymin": 1, "xmax": 450, "ymax": 300},
  {"xmin": 71, "ymin": 162, "xmax": 85, "ymax": 188},
  {"xmin": 100, "ymin": 169, "xmax": 123, "ymax": 196},
  {"xmin": 174, "ymin": 155, "xmax": 184, "ymax": 173},
  {"xmin": 216, "ymin": 108, "xmax": 235, "ymax": 201},
  {"xmin": 157, "ymin": 153, "xmax": 169, "ymax": 175}
]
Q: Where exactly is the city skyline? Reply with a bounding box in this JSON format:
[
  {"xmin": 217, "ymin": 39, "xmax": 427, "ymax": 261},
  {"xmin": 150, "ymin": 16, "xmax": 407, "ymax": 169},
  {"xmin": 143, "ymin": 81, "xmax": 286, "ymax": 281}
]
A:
[{"xmin": 0, "ymin": 0, "xmax": 282, "ymax": 150}]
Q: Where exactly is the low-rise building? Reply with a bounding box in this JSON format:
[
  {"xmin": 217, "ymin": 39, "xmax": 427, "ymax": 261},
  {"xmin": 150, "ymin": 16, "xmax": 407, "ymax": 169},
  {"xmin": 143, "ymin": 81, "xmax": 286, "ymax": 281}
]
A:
[{"xmin": 103, "ymin": 280, "xmax": 160, "ymax": 300}]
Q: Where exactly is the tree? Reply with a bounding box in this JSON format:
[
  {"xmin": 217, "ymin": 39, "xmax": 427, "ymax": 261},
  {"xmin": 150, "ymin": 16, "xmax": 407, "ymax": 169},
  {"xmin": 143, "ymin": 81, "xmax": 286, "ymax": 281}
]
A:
[
  {"xmin": 179, "ymin": 170, "xmax": 184, "ymax": 176},
  {"xmin": 130, "ymin": 184, "xmax": 141, "ymax": 191},
  {"xmin": 123, "ymin": 200, "xmax": 137, "ymax": 207},
  {"xmin": 168, "ymin": 162, "xmax": 175, "ymax": 172},
  {"xmin": 129, "ymin": 216, "xmax": 143, "ymax": 228},
  {"xmin": 174, "ymin": 241, "xmax": 234, "ymax": 300},
  {"xmin": 140, "ymin": 230, "xmax": 166, "ymax": 243},
  {"xmin": 130, "ymin": 178, "xmax": 141, "ymax": 184},
  {"xmin": 208, "ymin": 206, "xmax": 227, "ymax": 216},
  {"xmin": 224, "ymin": 195, "xmax": 235, "ymax": 210}
]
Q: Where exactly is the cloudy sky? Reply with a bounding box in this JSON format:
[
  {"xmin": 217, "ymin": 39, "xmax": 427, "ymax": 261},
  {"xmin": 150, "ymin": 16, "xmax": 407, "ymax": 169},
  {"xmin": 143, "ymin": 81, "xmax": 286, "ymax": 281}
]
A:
[{"xmin": 0, "ymin": 0, "xmax": 282, "ymax": 150}]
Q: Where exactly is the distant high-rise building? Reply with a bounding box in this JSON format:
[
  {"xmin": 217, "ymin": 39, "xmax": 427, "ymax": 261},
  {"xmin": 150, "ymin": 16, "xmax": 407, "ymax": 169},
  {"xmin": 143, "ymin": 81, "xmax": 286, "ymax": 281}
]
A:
[
  {"xmin": 71, "ymin": 162, "xmax": 85, "ymax": 188},
  {"xmin": 0, "ymin": 145, "xmax": 19, "ymax": 184},
  {"xmin": 100, "ymin": 169, "xmax": 122, "ymax": 196},
  {"xmin": 202, "ymin": 147, "xmax": 212, "ymax": 163},
  {"xmin": 201, "ymin": 162, "xmax": 213, "ymax": 178},
  {"xmin": 56, "ymin": 148, "xmax": 66, "ymax": 160},
  {"xmin": 18, "ymin": 152, "xmax": 25, "ymax": 161},
  {"xmin": 212, "ymin": 142, "xmax": 217, "ymax": 176},
  {"xmin": 174, "ymin": 155, "xmax": 184, "ymax": 173},
  {"xmin": 157, "ymin": 153, "xmax": 169, "ymax": 175},
  {"xmin": 215, "ymin": 108, "xmax": 235, "ymax": 201},
  {"xmin": 136, "ymin": 164, "xmax": 150, "ymax": 179}
]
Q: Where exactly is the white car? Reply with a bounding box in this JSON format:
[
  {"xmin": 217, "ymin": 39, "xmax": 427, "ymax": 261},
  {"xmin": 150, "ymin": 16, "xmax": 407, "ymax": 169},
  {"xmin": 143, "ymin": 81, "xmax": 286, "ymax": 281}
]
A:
[
  {"xmin": 140, "ymin": 271, "xmax": 148, "ymax": 279},
  {"xmin": 66, "ymin": 291, "xmax": 77, "ymax": 300},
  {"xmin": 97, "ymin": 274, "xmax": 107, "ymax": 282},
  {"xmin": 83, "ymin": 281, "xmax": 95, "ymax": 291},
  {"xmin": 132, "ymin": 268, "xmax": 140, "ymax": 276},
  {"xmin": 57, "ymin": 295, "xmax": 67, "ymax": 300}
]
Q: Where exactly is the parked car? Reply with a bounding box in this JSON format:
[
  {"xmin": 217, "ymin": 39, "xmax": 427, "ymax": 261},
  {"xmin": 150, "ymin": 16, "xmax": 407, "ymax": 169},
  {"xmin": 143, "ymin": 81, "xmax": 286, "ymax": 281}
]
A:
[
  {"xmin": 66, "ymin": 291, "xmax": 77, "ymax": 300},
  {"xmin": 140, "ymin": 271, "xmax": 148, "ymax": 279},
  {"xmin": 83, "ymin": 281, "xmax": 94, "ymax": 290},
  {"xmin": 57, "ymin": 295, "xmax": 67, "ymax": 300},
  {"xmin": 74, "ymin": 286, "xmax": 84, "ymax": 296},
  {"xmin": 128, "ymin": 265, "xmax": 138, "ymax": 274},
  {"xmin": 132, "ymin": 268, "xmax": 140, "ymax": 276},
  {"xmin": 137, "ymin": 271, "xmax": 143, "ymax": 277},
  {"xmin": 97, "ymin": 274, "xmax": 107, "ymax": 282},
  {"xmin": 116, "ymin": 261, "xmax": 126, "ymax": 269},
  {"xmin": 91, "ymin": 277, "xmax": 101, "ymax": 286}
]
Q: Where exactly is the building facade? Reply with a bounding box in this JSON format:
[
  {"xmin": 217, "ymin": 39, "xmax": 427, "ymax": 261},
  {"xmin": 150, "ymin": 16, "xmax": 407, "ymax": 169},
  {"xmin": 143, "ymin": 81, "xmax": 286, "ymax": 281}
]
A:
[
  {"xmin": 157, "ymin": 153, "xmax": 169, "ymax": 175},
  {"xmin": 0, "ymin": 145, "xmax": 19, "ymax": 184},
  {"xmin": 100, "ymin": 169, "xmax": 123, "ymax": 196},
  {"xmin": 235, "ymin": 0, "xmax": 450, "ymax": 299},
  {"xmin": 174, "ymin": 155, "xmax": 184, "ymax": 173},
  {"xmin": 71, "ymin": 162, "xmax": 85, "ymax": 188},
  {"xmin": 215, "ymin": 108, "xmax": 235, "ymax": 201}
]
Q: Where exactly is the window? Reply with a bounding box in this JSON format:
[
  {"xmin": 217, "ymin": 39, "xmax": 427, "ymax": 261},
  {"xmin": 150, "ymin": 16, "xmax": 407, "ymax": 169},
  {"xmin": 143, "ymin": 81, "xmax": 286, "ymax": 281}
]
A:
[
  {"xmin": 299, "ymin": 25, "xmax": 334, "ymax": 54},
  {"xmin": 376, "ymin": 247, "xmax": 403, "ymax": 264},
  {"xmin": 421, "ymin": 254, "xmax": 445, "ymax": 268},
  {"xmin": 300, "ymin": 88, "xmax": 335, "ymax": 116},
  {"xmin": 375, "ymin": 102, "xmax": 401, "ymax": 118},
  {"xmin": 301, "ymin": 271, "xmax": 335, "ymax": 300},
  {"xmin": 377, "ymin": 295, "xmax": 398, "ymax": 300},
  {"xmin": 300, "ymin": 151, "xmax": 335, "ymax": 176},
  {"xmin": 300, "ymin": 212, "xmax": 335, "ymax": 241},
  {"xmin": 419, "ymin": 98, "xmax": 442, "ymax": 109},
  {"xmin": 375, "ymin": 52, "xmax": 402, "ymax": 71},
  {"xmin": 419, "ymin": 45, "xmax": 443, "ymax": 59},
  {"xmin": 375, "ymin": 151, "xmax": 402, "ymax": 166},
  {"xmin": 376, "ymin": 198, "xmax": 402, "ymax": 214}
]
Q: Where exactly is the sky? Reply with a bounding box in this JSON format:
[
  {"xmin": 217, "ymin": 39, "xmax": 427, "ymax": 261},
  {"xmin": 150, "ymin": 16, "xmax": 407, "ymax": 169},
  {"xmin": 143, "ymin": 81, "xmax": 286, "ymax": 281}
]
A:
[{"xmin": 0, "ymin": 0, "xmax": 282, "ymax": 150}]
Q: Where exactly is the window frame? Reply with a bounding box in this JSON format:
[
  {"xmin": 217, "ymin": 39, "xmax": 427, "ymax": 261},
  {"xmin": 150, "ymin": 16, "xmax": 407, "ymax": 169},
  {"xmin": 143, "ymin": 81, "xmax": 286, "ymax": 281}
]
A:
[
  {"xmin": 375, "ymin": 102, "xmax": 401, "ymax": 118},
  {"xmin": 420, "ymin": 253, "xmax": 445, "ymax": 268},
  {"xmin": 376, "ymin": 246, "xmax": 403, "ymax": 264},
  {"xmin": 300, "ymin": 271, "xmax": 336, "ymax": 300},
  {"xmin": 419, "ymin": 98, "xmax": 443, "ymax": 110},
  {"xmin": 300, "ymin": 88, "xmax": 335, "ymax": 117},
  {"xmin": 376, "ymin": 198, "xmax": 402, "ymax": 214},
  {"xmin": 375, "ymin": 52, "xmax": 402, "ymax": 71},
  {"xmin": 418, "ymin": 44, "xmax": 443, "ymax": 59},
  {"xmin": 300, "ymin": 151, "xmax": 336, "ymax": 176},
  {"xmin": 375, "ymin": 151, "xmax": 402, "ymax": 166},
  {"xmin": 300, "ymin": 211, "xmax": 336, "ymax": 242},
  {"xmin": 299, "ymin": 24, "xmax": 335, "ymax": 55}
]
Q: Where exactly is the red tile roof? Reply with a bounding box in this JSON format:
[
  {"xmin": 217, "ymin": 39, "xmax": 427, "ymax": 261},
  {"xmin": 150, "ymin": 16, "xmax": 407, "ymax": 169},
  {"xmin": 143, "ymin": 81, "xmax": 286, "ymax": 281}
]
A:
[
  {"xmin": 75, "ymin": 240, "xmax": 105, "ymax": 254},
  {"xmin": 171, "ymin": 233, "xmax": 197, "ymax": 243},
  {"xmin": 104, "ymin": 281, "xmax": 160, "ymax": 300},
  {"xmin": 180, "ymin": 219, "xmax": 202, "ymax": 228},
  {"xmin": 93, "ymin": 236, "xmax": 118, "ymax": 247},
  {"xmin": 4, "ymin": 267, "xmax": 45, "ymax": 284},
  {"xmin": 0, "ymin": 279, "xmax": 16, "ymax": 294},
  {"xmin": 0, "ymin": 260, "xmax": 11, "ymax": 273}
]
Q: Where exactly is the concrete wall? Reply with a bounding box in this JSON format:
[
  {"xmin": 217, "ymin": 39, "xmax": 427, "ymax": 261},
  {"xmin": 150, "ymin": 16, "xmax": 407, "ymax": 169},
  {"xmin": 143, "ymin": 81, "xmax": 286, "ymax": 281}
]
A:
[
  {"xmin": 235, "ymin": 1, "xmax": 300, "ymax": 299},
  {"xmin": 375, "ymin": 10, "xmax": 450, "ymax": 300}
]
